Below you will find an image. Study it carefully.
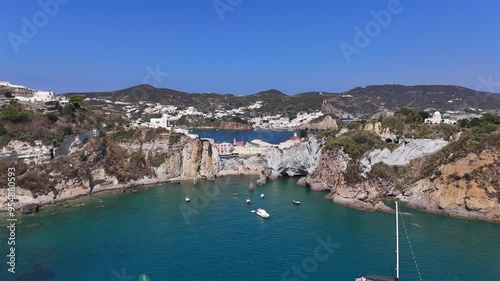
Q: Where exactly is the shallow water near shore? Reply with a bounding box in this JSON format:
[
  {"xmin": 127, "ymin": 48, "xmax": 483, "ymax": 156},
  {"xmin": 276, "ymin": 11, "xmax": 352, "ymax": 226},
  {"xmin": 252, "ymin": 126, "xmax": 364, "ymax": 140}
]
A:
[{"xmin": 0, "ymin": 176, "xmax": 499, "ymax": 281}]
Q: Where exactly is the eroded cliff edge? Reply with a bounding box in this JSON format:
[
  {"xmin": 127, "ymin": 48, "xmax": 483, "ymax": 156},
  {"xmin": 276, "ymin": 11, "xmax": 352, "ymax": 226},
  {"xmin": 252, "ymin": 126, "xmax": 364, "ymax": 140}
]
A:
[
  {"xmin": 0, "ymin": 129, "xmax": 322, "ymax": 212},
  {"xmin": 304, "ymin": 128, "xmax": 500, "ymax": 223},
  {"xmin": 0, "ymin": 128, "xmax": 222, "ymax": 211},
  {"xmin": 1, "ymin": 122, "xmax": 498, "ymax": 223}
]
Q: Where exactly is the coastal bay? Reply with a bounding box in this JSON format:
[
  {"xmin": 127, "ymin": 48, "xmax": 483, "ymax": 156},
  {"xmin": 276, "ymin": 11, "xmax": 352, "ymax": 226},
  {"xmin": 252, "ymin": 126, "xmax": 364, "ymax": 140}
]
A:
[{"xmin": 0, "ymin": 176, "xmax": 498, "ymax": 281}]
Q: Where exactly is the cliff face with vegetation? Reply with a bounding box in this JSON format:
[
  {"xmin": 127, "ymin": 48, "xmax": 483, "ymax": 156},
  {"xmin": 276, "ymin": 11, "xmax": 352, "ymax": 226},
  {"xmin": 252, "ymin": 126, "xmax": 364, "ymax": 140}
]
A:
[
  {"xmin": 0, "ymin": 101, "xmax": 222, "ymax": 212},
  {"xmin": 403, "ymin": 150, "xmax": 499, "ymax": 221},
  {"xmin": 305, "ymin": 111, "xmax": 500, "ymax": 222},
  {"xmin": 1, "ymin": 99, "xmax": 499, "ymax": 222},
  {"xmin": 0, "ymin": 129, "xmax": 220, "ymax": 212}
]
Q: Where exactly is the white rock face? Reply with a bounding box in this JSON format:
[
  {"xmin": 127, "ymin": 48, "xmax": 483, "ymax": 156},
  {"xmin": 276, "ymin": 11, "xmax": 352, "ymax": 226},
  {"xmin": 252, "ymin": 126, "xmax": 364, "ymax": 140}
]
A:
[
  {"xmin": 53, "ymin": 131, "xmax": 96, "ymax": 158},
  {"xmin": 265, "ymin": 136, "xmax": 322, "ymax": 177},
  {"xmin": 218, "ymin": 156, "xmax": 267, "ymax": 176},
  {"xmin": 362, "ymin": 138, "xmax": 448, "ymax": 170},
  {"xmin": 216, "ymin": 137, "xmax": 322, "ymax": 178},
  {"xmin": 0, "ymin": 131, "xmax": 97, "ymax": 164},
  {"xmin": 0, "ymin": 140, "xmax": 53, "ymax": 163}
]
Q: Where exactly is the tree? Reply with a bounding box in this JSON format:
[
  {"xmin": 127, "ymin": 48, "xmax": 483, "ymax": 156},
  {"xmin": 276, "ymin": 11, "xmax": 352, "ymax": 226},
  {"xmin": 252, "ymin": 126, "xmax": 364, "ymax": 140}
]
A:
[
  {"xmin": 46, "ymin": 113, "xmax": 59, "ymax": 124},
  {"xmin": 4, "ymin": 91, "xmax": 13, "ymax": 98},
  {"xmin": 395, "ymin": 107, "xmax": 423, "ymax": 124},
  {"xmin": 457, "ymin": 119, "xmax": 469, "ymax": 128},
  {"xmin": 418, "ymin": 111, "xmax": 430, "ymax": 121},
  {"xmin": 69, "ymin": 96, "xmax": 84, "ymax": 108}
]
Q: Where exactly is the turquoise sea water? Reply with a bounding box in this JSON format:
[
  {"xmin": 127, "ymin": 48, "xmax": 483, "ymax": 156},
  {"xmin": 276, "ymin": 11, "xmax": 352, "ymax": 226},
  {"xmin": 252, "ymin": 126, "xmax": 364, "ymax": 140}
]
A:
[{"xmin": 0, "ymin": 176, "xmax": 499, "ymax": 281}]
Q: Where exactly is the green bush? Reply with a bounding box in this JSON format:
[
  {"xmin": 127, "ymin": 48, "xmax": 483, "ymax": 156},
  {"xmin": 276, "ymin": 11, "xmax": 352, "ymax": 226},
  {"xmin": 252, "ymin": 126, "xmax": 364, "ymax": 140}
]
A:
[
  {"xmin": 1, "ymin": 109, "xmax": 33, "ymax": 123},
  {"xmin": 69, "ymin": 96, "xmax": 85, "ymax": 108},
  {"xmin": 151, "ymin": 153, "xmax": 168, "ymax": 167},
  {"xmin": 112, "ymin": 129, "xmax": 137, "ymax": 142},
  {"xmin": 347, "ymin": 122, "xmax": 361, "ymax": 130},
  {"xmin": 394, "ymin": 107, "xmax": 424, "ymax": 124},
  {"xmin": 324, "ymin": 131, "xmax": 383, "ymax": 159},
  {"xmin": 381, "ymin": 116, "xmax": 404, "ymax": 135},
  {"xmin": 169, "ymin": 132, "xmax": 181, "ymax": 144},
  {"xmin": 46, "ymin": 113, "xmax": 59, "ymax": 124},
  {"xmin": 438, "ymin": 123, "xmax": 458, "ymax": 141},
  {"xmin": 144, "ymin": 129, "xmax": 157, "ymax": 142},
  {"xmin": 471, "ymin": 123, "xmax": 497, "ymax": 134},
  {"xmin": 0, "ymin": 124, "xmax": 6, "ymax": 136}
]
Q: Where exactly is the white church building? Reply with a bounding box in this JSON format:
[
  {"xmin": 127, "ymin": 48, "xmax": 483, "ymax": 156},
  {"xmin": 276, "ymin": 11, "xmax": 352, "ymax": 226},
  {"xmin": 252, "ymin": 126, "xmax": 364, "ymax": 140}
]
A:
[{"xmin": 425, "ymin": 111, "xmax": 456, "ymax": 124}]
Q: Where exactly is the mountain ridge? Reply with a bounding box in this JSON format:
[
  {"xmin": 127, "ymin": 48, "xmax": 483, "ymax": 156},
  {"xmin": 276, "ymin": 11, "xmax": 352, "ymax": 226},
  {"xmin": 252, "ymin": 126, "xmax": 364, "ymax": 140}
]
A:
[{"xmin": 63, "ymin": 84, "xmax": 500, "ymax": 117}]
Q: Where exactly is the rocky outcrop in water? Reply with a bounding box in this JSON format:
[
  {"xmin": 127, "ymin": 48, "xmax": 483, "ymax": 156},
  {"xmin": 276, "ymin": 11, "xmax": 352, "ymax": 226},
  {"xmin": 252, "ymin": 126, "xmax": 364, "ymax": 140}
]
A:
[
  {"xmin": 298, "ymin": 115, "xmax": 338, "ymax": 131},
  {"xmin": 266, "ymin": 136, "xmax": 322, "ymax": 177},
  {"xmin": 401, "ymin": 150, "xmax": 500, "ymax": 222},
  {"xmin": 219, "ymin": 120, "xmax": 252, "ymax": 130},
  {"xmin": 305, "ymin": 148, "xmax": 394, "ymax": 204},
  {"xmin": 216, "ymin": 137, "xmax": 322, "ymax": 180},
  {"xmin": 305, "ymin": 137, "xmax": 500, "ymax": 222}
]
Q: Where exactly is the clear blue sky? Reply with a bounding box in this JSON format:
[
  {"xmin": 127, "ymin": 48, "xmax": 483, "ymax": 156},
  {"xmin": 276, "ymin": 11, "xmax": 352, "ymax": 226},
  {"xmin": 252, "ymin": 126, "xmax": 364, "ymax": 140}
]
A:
[{"xmin": 1, "ymin": 0, "xmax": 499, "ymax": 94}]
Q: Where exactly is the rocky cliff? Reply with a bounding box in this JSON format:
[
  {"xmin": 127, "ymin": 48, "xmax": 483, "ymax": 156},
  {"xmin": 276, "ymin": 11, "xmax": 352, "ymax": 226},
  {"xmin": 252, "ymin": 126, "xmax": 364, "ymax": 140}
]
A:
[
  {"xmin": 218, "ymin": 120, "xmax": 252, "ymax": 131},
  {"xmin": 401, "ymin": 150, "xmax": 500, "ymax": 222},
  {"xmin": 305, "ymin": 139, "xmax": 500, "ymax": 223},
  {"xmin": 298, "ymin": 115, "xmax": 338, "ymax": 131},
  {"xmin": 0, "ymin": 130, "xmax": 100, "ymax": 164},
  {"xmin": 266, "ymin": 136, "xmax": 322, "ymax": 177},
  {"xmin": 361, "ymin": 138, "xmax": 449, "ymax": 169},
  {"xmin": 0, "ymin": 129, "xmax": 324, "ymax": 213},
  {"xmin": 217, "ymin": 136, "xmax": 322, "ymax": 179},
  {"xmin": 0, "ymin": 129, "xmax": 220, "ymax": 212}
]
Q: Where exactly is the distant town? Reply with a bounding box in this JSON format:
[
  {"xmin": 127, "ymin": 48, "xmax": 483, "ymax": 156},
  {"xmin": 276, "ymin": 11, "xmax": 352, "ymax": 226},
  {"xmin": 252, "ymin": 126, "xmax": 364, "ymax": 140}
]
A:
[{"xmin": 0, "ymin": 81, "xmax": 491, "ymax": 158}]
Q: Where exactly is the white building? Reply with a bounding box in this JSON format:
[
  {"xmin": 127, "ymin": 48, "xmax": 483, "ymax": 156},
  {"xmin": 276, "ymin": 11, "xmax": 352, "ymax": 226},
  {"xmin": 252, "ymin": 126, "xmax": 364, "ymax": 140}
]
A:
[
  {"xmin": 15, "ymin": 90, "xmax": 56, "ymax": 103},
  {"xmin": 424, "ymin": 111, "xmax": 456, "ymax": 124},
  {"xmin": 150, "ymin": 114, "xmax": 170, "ymax": 129},
  {"xmin": 33, "ymin": 91, "xmax": 55, "ymax": 102},
  {"xmin": 57, "ymin": 96, "xmax": 69, "ymax": 106}
]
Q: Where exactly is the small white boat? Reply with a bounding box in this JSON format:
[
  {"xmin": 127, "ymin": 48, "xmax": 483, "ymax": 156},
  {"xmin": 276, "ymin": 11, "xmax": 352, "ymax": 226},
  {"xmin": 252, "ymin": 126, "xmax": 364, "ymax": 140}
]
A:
[
  {"xmin": 185, "ymin": 196, "xmax": 191, "ymax": 202},
  {"xmin": 260, "ymin": 193, "xmax": 265, "ymax": 198},
  {"xmin": 246, "ymin": 199, "xmax": 251, "ymax": 204},
  {"xmin": 292, "ymin": 199, "xmax": 301, "ymax": 205},
  {"xmin": 256, "ymin": 208, "xmax": 270, "ymax": 219}
]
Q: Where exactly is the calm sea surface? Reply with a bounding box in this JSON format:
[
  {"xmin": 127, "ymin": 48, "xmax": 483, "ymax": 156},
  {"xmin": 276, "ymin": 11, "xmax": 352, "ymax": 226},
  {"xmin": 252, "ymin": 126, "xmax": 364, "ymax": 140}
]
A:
[
  {"xmin": 189, "ymin": 129, "xmax": 298, "ymax": 144},
  {"xmin": 0, "ymin": 176, "xmax": 499, "ymax": 281}
]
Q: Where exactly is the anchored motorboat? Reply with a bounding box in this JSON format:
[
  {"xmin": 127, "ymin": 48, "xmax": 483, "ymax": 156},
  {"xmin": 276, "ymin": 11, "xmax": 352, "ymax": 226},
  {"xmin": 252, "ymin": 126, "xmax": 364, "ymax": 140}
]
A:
[
  {"xmin": 185, "ymin": 196, "xmax": 191, "ymax": 202},
  {"xmin": 246, "ymin": 199, "xmax": 251, "ymax": 204},
  {"xmin": 261, "ymin": 193, "xmax": 265, "ymax": 198},
  {"xmin": 256, "ymin": 208, "xmax": 270, "ymax": 219},
  {"xmin": 292, "ymin": 199, "xmax": 301, "ymax": 205}
]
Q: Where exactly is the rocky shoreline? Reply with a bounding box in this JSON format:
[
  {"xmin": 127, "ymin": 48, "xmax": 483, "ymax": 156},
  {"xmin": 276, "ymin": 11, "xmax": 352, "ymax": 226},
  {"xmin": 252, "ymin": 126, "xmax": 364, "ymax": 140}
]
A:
[{"xmin": 1, "ymin": 129, "xmax": 499, "ymax": 224}]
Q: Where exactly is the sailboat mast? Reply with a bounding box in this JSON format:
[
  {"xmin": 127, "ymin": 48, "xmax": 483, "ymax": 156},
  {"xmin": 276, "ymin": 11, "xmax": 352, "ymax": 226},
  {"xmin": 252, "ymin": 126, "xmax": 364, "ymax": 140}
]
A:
[{"xmin": 396, "ymin": 201, "xmax": 400, "ymax": 280}]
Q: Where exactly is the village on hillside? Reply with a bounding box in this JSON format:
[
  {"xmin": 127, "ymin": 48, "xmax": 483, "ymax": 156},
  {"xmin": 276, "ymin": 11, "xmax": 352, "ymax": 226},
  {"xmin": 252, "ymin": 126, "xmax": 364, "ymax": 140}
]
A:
[{"xmin": 0, "ymin": 81, "xmax": 489, "ymax": 158}]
